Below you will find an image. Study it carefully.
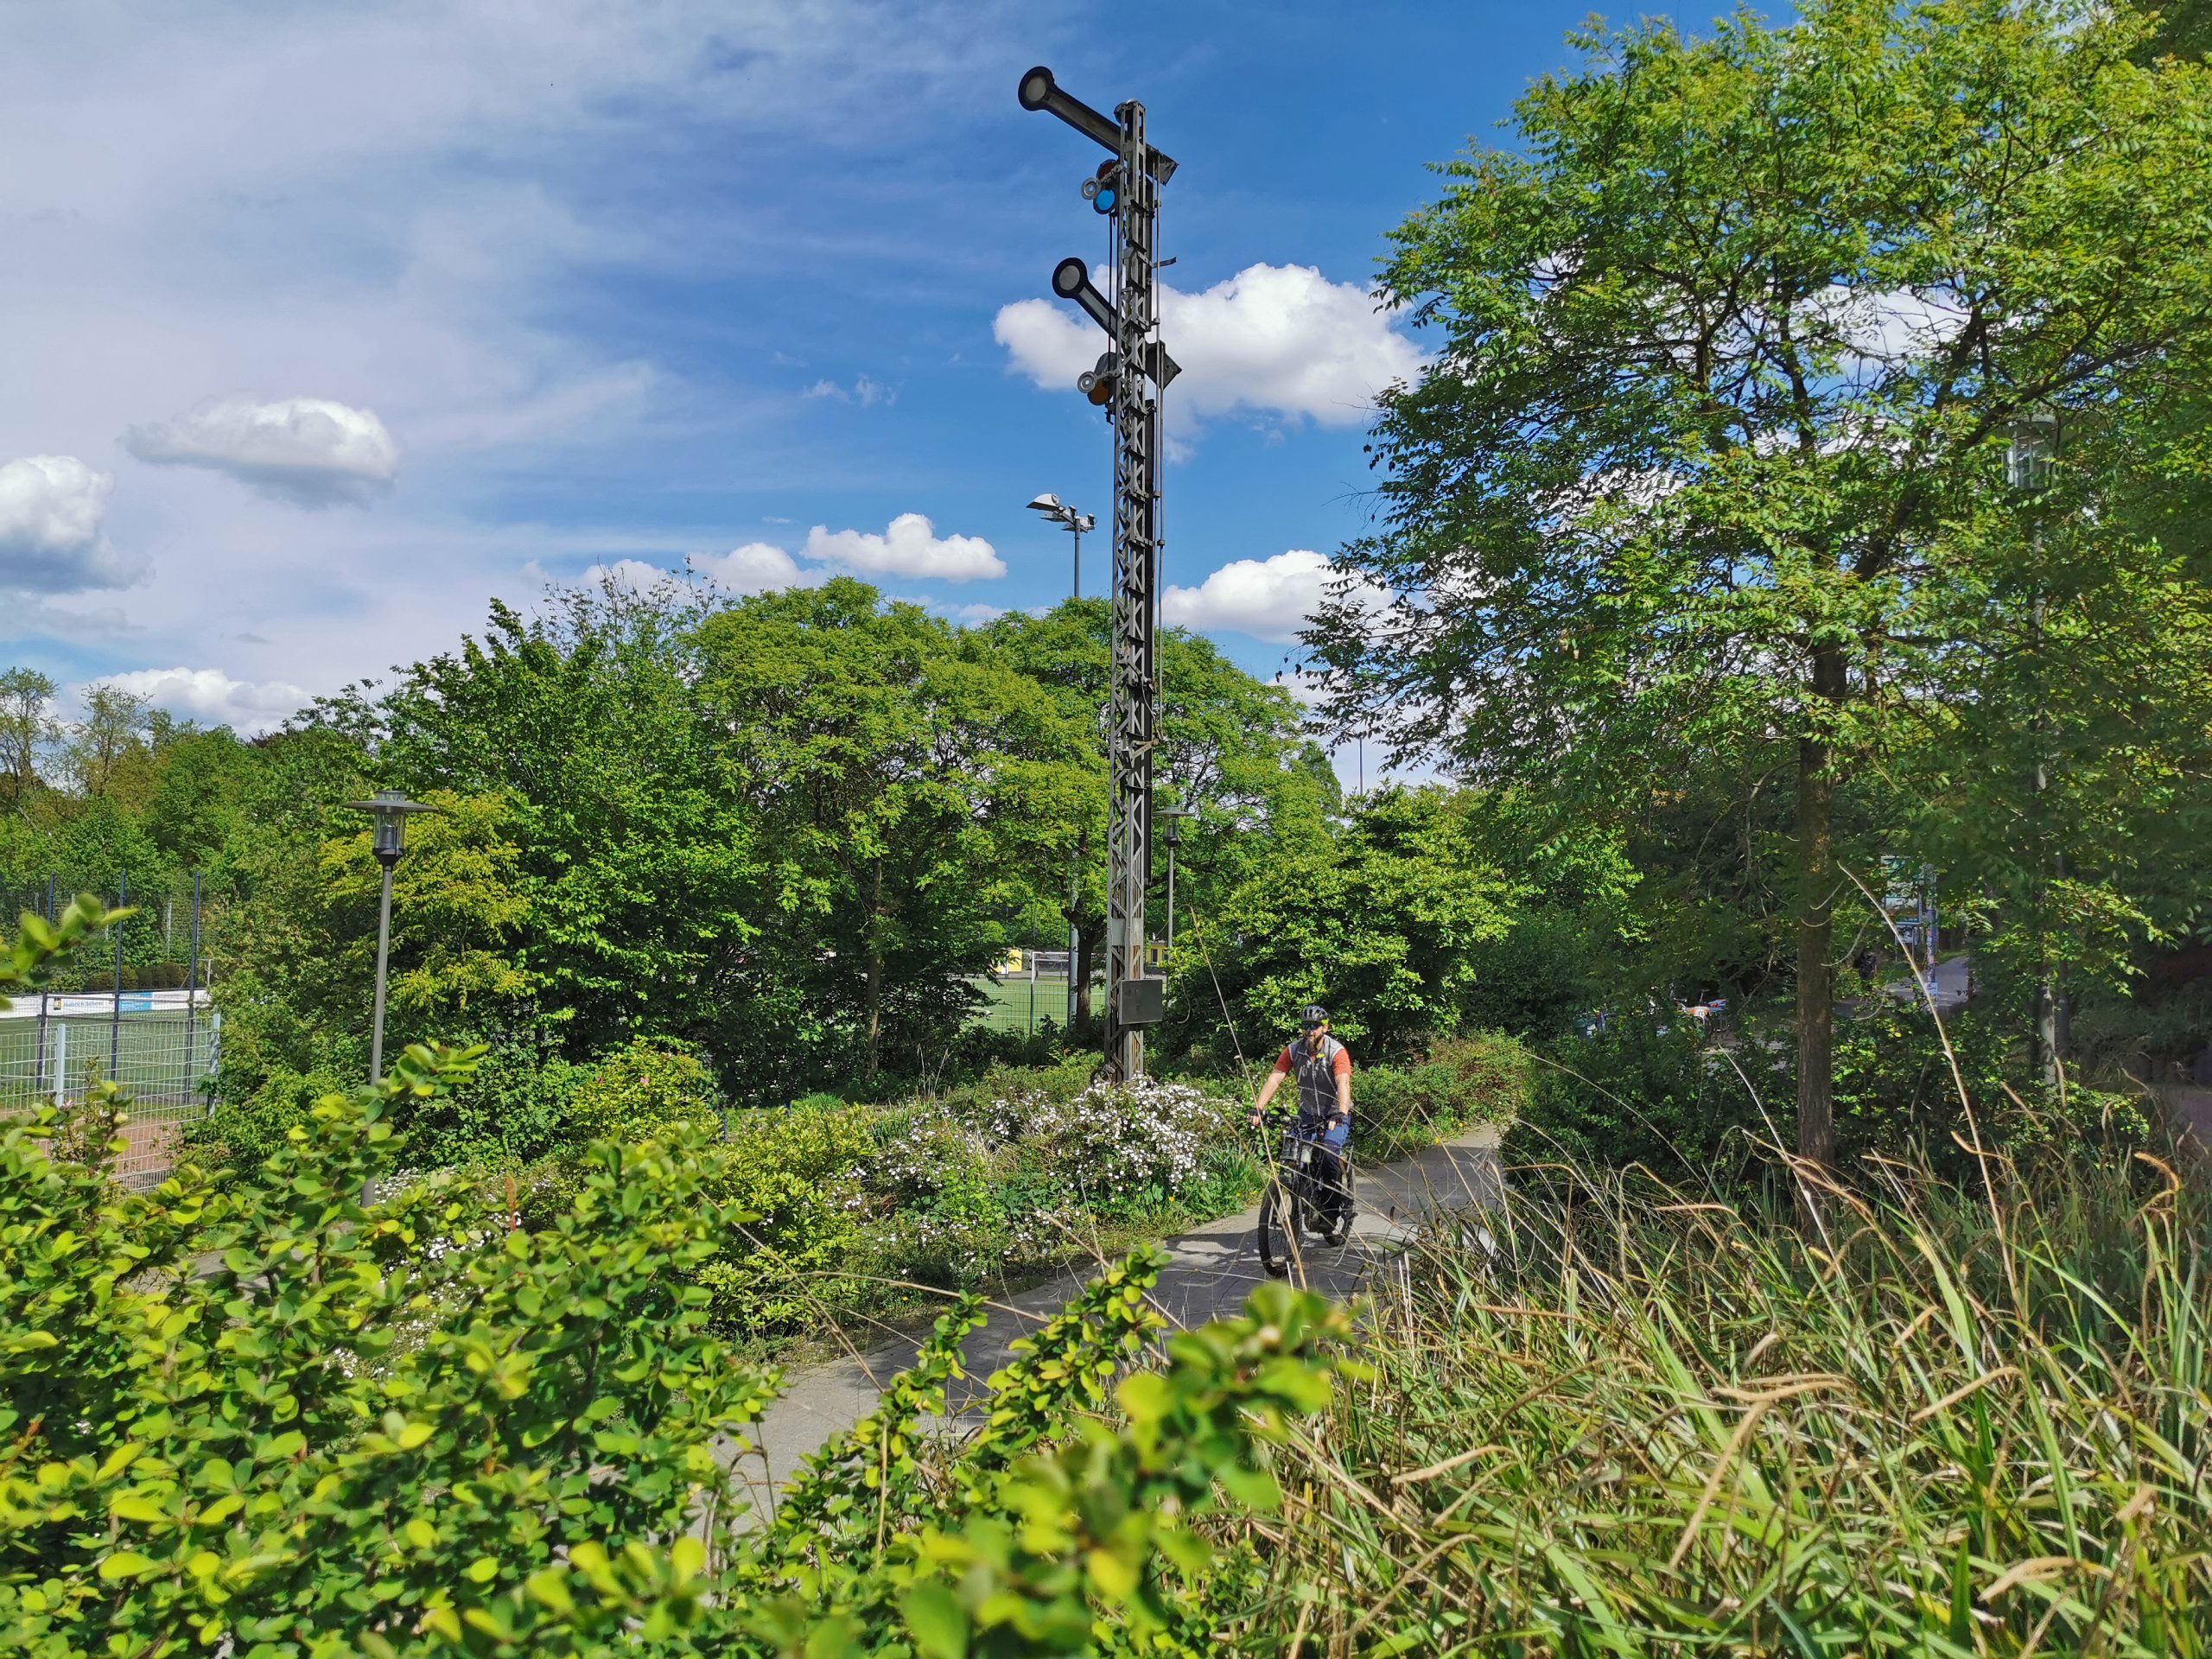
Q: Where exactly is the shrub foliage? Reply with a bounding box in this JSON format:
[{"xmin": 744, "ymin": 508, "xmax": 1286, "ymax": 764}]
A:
[{"xmin": 1, "ymin": 1048, "xmax": 1353, "ymax": 1656}]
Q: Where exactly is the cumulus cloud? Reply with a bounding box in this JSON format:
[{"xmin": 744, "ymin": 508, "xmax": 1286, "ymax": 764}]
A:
[
  {"xmin": 995, "ymin": 263, "xmax": 1423, "ymax": 436},
  {"xmin": 1162, "ymin": 549, "xmax": 1386, "ymax": 644},
  {"xmin": 96, "ymin": 665, "xmax": 310, "ymax": 734},
  {"xmin": 0, "ymin": 455, "xmax": 146, "ymax": 592},
  {"xmin": 575, "ymin": 557, "xmax": 677, "ymax": 596},
  {"xmin": 1808, "ymin": 284, "xmax": 1970, "ymax": 365},
  {"xmin": 123, "ymin": 396, "xmax": 399, "ymax": 506},
  {"xmin": 804, "ymin": 513, "xmax": 1003, "ymax": 582},
  {"xmin": 691, "ymin": 541, "xmax": 814, "ymax": 594},
  {"xmin": 801, "ymin": 375, "xmax": 892, "ymax": 406}
]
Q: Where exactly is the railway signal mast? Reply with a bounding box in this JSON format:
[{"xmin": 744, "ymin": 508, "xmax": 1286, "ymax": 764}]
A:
[{"xmin": 1017, "ymin": 65, "xmax": 1180, "ymax": 1082}]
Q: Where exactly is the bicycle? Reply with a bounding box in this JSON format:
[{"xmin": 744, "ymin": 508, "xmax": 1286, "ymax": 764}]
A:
[{"xmin": 1256, "ymin": 1121, "xmax": 1354, "ymax": 1278}]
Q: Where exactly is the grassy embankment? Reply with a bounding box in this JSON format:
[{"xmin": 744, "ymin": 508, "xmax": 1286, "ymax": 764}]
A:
[{"xmin": 1226, "ymin": 1127, "xmax": 2209, "ymax": 1651}]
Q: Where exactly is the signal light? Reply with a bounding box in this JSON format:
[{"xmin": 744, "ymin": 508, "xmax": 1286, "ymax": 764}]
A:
[
  {"xmin": 1016, "ymin": 65, "xmax": 1178, "ymax": 182},
  {"xmin": 1049, "ymin": 258, "xmax": 1182, "ymax": 388},
  {"xmin": 1079, "ymin": 351, "xmax": 1119, "ymax": 406},
  {"xmin": 1082, "ymin": 160, "xmax": 1121, "ymax": 215}
]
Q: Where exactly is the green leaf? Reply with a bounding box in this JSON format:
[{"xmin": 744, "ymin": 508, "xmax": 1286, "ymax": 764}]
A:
[{"xmin": 902, "ymin": 1580, "xmax": 969, "ymax": 1659}]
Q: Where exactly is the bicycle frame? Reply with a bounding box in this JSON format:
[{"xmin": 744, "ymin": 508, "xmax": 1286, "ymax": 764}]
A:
[{"xmin": 1256, "ymin": 1123, "xmax": 1352, "ymax": 1275}]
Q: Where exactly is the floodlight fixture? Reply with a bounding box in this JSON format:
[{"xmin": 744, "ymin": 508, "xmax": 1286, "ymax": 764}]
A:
[
  {"xmin": 2006, "ymin": 406, "xmax": 2059, "ymax": 494},
  {"xmin": 1027, "ymin": 492, "xmax": 1065, "ymax": 515}
]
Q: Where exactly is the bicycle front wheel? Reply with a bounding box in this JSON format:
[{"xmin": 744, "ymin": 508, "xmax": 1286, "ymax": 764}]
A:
[{"xmin": 1257, "ymin": 1156, "xmax": 1302, "ymax": 1276}]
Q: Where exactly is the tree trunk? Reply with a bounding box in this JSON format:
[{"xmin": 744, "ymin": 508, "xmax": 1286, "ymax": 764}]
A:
[
  {"xmin": 1071, "ymin": 917, "xmax": 1103, "ymax": 1045},
  {"xmin": 863, "ymin": 861, "xmax": 885, "ymax": 1077},
  {"xmin": 1795, "ymin": 647, "xmax": 1846, "ymax": 1183}
]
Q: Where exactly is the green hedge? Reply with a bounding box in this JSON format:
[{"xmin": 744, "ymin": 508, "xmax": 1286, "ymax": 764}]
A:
[
  {"xmin": 1356, "ymin": 1030, "xmax": 1534, "ymax": 1161},
  {"xmin": 1, "ymin": 1046, "xmax": 1351, "ymax": 1656}
]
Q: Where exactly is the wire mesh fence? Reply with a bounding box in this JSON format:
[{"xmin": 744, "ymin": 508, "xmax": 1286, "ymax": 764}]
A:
[
  {"xmin": 966, "ymin": 951, "xmax": 1102, "ymax": 1036},
  {"xmin": 0, "ymin": 993, "xmax": 219, "ymax": 1188}
]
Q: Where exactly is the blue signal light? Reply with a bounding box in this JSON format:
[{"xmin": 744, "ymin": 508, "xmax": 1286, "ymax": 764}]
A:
[{"xmin": 1091, "ymin": 185, "xmax": 1117, "ymax": 214}]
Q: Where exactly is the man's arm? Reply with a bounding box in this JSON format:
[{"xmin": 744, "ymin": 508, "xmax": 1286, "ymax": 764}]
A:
[
  {"xmin": 1256, "ymin": 1065, "xmax": 1292, "ymax": 1132},
  {"xmin": 1333, "ymin": 1069, "xmax": 1352, "ymax": 1125},
  {"xmin": 1249, "ymin": 1068, "xmax": 1284, "ymax": 1124}
]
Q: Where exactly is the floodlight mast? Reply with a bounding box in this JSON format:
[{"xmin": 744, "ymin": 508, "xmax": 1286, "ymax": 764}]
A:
[{"xmin": 1020, "ymin": 64, "xmax": 1173, "ymax": 1084}]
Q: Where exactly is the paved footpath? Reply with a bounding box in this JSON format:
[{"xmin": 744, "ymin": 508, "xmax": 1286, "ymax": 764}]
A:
[{"xmin": 731, "ymin": 1125, "xmax": 1502, "ymax": 1516}]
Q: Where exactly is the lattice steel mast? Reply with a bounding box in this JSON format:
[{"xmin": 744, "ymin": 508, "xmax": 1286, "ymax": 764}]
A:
[{"xmin": 1017, "ymin": 66, "xmax": 1179, "ymax": 1081}]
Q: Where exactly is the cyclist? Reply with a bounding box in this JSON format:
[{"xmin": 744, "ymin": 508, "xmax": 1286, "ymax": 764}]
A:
[{"xmin": 1249, "ymin": 1004, "xmax": 1354, "ymax": 1274}]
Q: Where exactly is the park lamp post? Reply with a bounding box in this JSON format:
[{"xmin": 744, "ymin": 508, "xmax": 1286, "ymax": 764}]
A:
[
  {"xmin": 1157, "ymin": 804, "xmax": 1196, "ymax": 967},
  {"xmin": 344, "ymin": 790, "xmax": 438, "ymax": 1084},
  {"xmin": 1026, "ymin": 492, "xmax": 1095, "ymax": 600}
]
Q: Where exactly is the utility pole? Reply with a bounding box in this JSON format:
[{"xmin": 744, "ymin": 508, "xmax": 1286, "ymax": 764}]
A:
[
  {"xmin": 2009, "ymin": 410, "xmax": 2064, "ymax": 1087},
  {"xmin": 1027, "ymin": 489, "xmax": 1097, "ymax": 1038},
  {"xmin": 1019, "ymin": 65, "xmax": 1180, "ymax": 1082}
]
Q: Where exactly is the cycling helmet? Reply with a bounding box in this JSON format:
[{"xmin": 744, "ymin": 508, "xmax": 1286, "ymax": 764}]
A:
[{"xmin": 1299, "ymin": 1004, "xmax": 1329, "ymax": 1028}]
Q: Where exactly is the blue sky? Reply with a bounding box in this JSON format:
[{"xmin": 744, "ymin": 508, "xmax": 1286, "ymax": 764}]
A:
[{"xmin": 0, "ymin": 0, "xmax": 1662, "ymax": 747}]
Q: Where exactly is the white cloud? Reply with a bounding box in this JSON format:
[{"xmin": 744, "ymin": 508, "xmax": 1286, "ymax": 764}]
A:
[
  {"xmin": 691, "ymin": 541, "xmax": 813, "ymax": 594},
  {"xmin": 94, "ymin": 665, "xmax": 310, "ymax": 734},
  {"xmin": 576, "ymin": 557, "xmax": 677, "ymax": 596},
  {"xmin": 1162, "ymin": 549, "xmax": 1385, "ymax": 644},
  {"xmin": 124, "ymin": 396, "xmax": 400, "ymax": 506},
  {"xmin": 801, "ymin": 375, "xmax": 892, "ymax": 406},
  {"xmin": 995, "ymin": 263, "xmax": 1424, "ymax": 436},
  {"xmin": 804, "ymin": 513, "xmax": 1003, "ymax": 582},
  {"xmin": 0, "ymin": 3, "xmax": 1048, "ymax": 692},
  {"xmin": 1807, "ymin": 284, "xmax": 1970, "ymax": 365},
  {"xmin": 571, "ymin": 528, "xmax": 982, "ymax": 605},
  {"xmin": 0, "ymin": 455, "xmax": 145, "ymax": 593}
]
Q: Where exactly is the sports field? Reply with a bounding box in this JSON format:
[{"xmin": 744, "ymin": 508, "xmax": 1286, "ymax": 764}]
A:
[{"xmin": 966, "ymin": 973, "xmax": 1097, "ymax": 1034}]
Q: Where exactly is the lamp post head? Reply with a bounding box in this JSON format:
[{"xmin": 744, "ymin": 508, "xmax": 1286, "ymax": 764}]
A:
[
  {"xmin": 344, "ymin": 789, "xmax": 439, "ymax": 867},
  {"xmin": 1026, "ymin": 492, "xmax": 1065, "ymax": 516},
  {"xmin": 1156, "ymin": 803, "xmax": 1196, "ymax": 852}
]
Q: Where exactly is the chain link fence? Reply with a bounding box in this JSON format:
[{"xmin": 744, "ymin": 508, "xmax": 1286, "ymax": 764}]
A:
[{"xmin": 0, "ymin": 991, "xmax": 220, "ymax": 1188}]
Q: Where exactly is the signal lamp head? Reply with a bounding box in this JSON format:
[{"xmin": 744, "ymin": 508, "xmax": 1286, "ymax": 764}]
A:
[
  {"xmin": 1090, "ymin": 185, "xmax": 1117, "ymax": 214},
  {"xmin": 1017, "ymin": 66, "xmax": 1056, "ymax": 111},
  {"xmin": 1052, "ymin": 257, "xmax": 1089, "ymax": 298},
  {"xmin": 1085, "ymin": 375, "xmax": 1116, "ymax": 407}
]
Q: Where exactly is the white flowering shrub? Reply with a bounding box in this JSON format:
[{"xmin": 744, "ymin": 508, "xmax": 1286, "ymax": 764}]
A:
[
  {"xmin": 847, "ymin": 1072, "xmax": 1253, "ymax": 1297},
  {"xmin": 950, "ymin": 1074, "xmax": 1250, "ymax": 1220}
]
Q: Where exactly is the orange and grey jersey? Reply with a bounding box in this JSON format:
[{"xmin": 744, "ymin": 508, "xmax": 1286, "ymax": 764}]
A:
[{"xmin": 1271, "ymin": 1033, "xmax": 1351, "ymax": 1125}]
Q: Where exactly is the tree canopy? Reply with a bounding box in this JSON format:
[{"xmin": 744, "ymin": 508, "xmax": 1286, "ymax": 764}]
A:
[{"xmin": 1312, "ymin": 0, "xmax": 2212, "ymax": 1164}]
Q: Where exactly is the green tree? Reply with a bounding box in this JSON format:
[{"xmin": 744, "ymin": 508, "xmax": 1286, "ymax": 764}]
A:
[
  {"xmin": 0, "ymin": 669, "xmax": 57, "ymax": 808},
  {"xmin": 977, "ymin": 601, "xmax": 1337, "ymax": 1043},
  {"xmin": 319, "ymin": 587, "xmax": 768, "ymax": 1080},
  {"xmin": 1177, "ymin": 787, "xmax": 1512, "ymax": 1065},
  {"xmin": 1313, "ymin": 0, "xmax": 2212, "ymax": 1168},
  {"xmin": 694, "ymin": 581, "xmax": 1073, "ymax": 1078},
  {"xmin": 65, "ymin": 682, "xmax": 152, "ymax": 804}
]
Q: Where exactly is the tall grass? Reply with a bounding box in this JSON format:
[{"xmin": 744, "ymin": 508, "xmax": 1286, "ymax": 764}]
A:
[{"xmin": 1244, "ymin": 1135, "xmax": 2212, "ymax": 1654}]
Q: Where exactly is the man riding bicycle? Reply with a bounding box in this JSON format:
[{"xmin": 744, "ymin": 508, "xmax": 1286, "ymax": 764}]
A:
[{"xmin": 1249, "ymin": 1004, "xmax": 1354, "ymax": 1274}]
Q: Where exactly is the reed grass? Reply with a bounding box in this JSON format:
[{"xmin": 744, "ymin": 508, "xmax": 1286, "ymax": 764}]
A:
[{"xmin": 1243, "ymin": 1133, "xmax": 2212, "ymax": 1655}]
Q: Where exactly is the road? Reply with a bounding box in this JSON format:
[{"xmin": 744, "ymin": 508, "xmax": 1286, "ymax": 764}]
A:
[{"xmin": 729, "ymin": 1124, "xmax": 1502, "ymax": 1516}]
